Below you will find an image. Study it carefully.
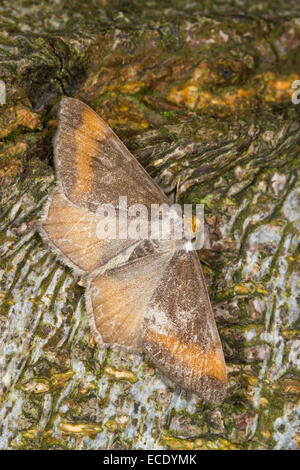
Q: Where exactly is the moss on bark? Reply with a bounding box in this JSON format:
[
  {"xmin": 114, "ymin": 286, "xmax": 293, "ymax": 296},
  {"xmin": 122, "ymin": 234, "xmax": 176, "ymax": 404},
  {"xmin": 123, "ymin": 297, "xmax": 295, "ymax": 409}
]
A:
[{"xmin": 0, "ymin": 0, "xmax": 299, "ymax": 450}]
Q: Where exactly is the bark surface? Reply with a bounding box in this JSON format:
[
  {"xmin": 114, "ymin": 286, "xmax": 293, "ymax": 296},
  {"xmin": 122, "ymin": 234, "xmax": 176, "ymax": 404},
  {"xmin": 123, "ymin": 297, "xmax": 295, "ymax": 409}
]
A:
[{"xmin": 0, "ymin": 0, "xmax": 299, "ymax": 450}]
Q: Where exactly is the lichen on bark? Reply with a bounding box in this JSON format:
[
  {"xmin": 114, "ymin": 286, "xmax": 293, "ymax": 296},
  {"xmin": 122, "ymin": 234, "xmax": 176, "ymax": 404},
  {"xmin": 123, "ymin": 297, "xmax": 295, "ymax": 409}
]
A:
[{"xmin": 0, "ymin": 0, "xmax": 299, "ymax": 450}]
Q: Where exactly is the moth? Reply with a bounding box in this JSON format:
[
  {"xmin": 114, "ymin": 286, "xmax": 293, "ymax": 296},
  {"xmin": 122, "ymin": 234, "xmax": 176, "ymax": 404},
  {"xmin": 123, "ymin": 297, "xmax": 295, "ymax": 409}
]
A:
[{"xmin": 40, "ymin": 97, "xmax": 227, "ymax": 403}]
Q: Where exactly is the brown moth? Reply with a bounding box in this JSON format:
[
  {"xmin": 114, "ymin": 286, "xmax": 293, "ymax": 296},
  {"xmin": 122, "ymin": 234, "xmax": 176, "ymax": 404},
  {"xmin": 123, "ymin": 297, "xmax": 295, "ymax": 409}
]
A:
[{"xmin": 40, "ymin": 97, "xmax": 227, "ymax": 403}]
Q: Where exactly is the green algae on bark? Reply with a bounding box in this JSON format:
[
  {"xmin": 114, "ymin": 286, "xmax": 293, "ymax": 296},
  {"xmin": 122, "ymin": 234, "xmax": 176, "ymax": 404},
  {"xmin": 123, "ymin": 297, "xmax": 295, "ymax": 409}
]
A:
[{"xmin": 0, "ymin": 0, "xmax": 299, "ymax": 451}]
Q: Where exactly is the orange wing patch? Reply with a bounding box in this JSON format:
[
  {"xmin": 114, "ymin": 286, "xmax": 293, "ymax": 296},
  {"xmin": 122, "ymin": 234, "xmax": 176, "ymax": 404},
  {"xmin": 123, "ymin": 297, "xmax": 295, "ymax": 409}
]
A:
[
  {"xmin": 41, "ymin": 189, "xmax": 136, "ymax": 273},
  {"xmin": 42, "ymin": 189, "xmax": 102, "ymax": 272},
  {"xmin": 87, "ymin": 252, "xmax": 172, "ymax": 352},
  {"xmin": 145, "ymin": 329, "xmax": 226, "ymax": 383},
  {"xmin": 71, "ymin": 106, "xmax": 108, "ymax": 201},
  {"xmin": 90, "ymin": 275, "xmax": 150, "ymax": 351}
]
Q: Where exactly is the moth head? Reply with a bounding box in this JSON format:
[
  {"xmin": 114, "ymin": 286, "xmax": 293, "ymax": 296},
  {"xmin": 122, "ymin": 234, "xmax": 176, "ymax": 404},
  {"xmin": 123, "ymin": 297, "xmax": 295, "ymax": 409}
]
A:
[{"xmin": 182, "ymin": 213, "xmax": 202, "ymax": 244}]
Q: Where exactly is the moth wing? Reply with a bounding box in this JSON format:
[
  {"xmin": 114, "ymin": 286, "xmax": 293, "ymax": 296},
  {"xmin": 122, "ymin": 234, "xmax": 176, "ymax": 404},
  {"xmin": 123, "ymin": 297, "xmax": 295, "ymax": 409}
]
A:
[
  {"xmin": 40, "ymin": 188, "xmax": 139, "ymax": 274},
  {"xmin": 143, "ymin": 250, "xmax": 227, "ymax": 403},
  {"xmin": 41, "ymin": 97, "xmax": 170, "ymax": 272},
  {"xmin": 54, "ymin": 97, "xmax": 169, "ymax": 213},
  {"xmin": 86, "ymin": 251, "xmax": 172, "ymax": 352}
]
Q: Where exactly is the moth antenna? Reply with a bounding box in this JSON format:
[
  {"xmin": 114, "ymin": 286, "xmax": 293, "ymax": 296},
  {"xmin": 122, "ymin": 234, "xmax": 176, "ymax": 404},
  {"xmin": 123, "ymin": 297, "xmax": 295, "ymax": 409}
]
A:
[
  {"xmin": 197, "ymin": 253, "xmax": 212, "ymax": 268},
  {"xmin": 197, "ymin": 252, "xmax": 222, "ymax": 274}
]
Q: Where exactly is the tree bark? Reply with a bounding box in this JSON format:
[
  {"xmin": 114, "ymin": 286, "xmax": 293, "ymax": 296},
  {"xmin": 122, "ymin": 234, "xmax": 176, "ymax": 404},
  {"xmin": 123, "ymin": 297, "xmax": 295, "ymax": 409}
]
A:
[{"xmin": 0, "ymin": 0, "xmax": 299, "ymax": 450}]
